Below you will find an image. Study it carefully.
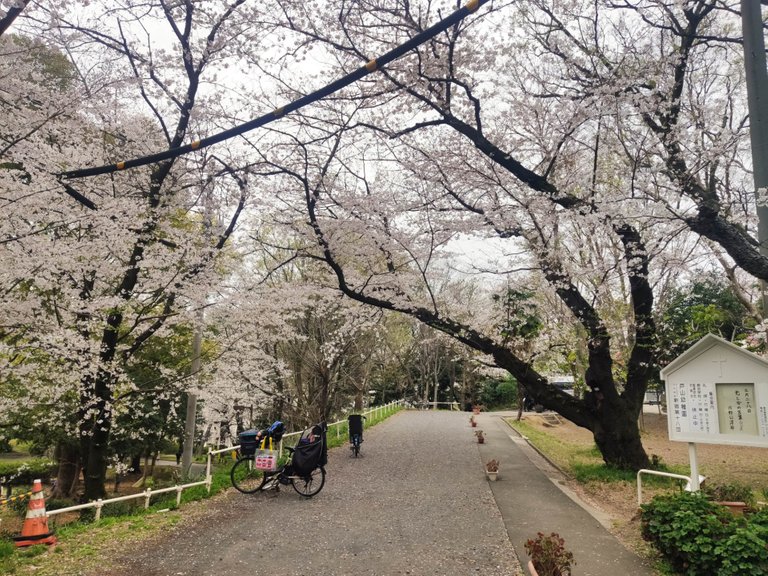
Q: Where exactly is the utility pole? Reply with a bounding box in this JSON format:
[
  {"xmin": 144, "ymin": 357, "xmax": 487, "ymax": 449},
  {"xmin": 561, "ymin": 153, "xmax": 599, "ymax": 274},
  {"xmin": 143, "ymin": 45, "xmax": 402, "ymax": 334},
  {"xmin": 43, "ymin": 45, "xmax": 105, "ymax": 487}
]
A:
[
  {"xmin": 181, "ymin": 193, "xmax": 213, "ymax": 478},
  {"xmin": 181, "ymin": 309, "xmax": 203, "ymax": 479},
  {"xmin": 742, "ymin": 1, "xmax": 768, "ymax": 312}
]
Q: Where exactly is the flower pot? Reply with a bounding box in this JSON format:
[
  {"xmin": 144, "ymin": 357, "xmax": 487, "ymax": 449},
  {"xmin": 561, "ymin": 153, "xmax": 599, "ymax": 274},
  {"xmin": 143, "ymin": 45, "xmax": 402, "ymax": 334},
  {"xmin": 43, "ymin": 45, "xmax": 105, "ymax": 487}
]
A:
[
  {"xmin": 527, "ymin": 560, "xmax": 538, "ymax": 576},
  {"xmin": 471, "ymin": 421, "xmax": 477, "ymax": 427},
  {"xmin": 486, "ymin": 470, "xmax": 499, "ymax": 481},
  {"xmin": 477, "ymin": 437, "xmax": 484, "ymax": 444},
  {"xmin": 718, "ymin": 501, "xmax": 749, "ymax": 515}
]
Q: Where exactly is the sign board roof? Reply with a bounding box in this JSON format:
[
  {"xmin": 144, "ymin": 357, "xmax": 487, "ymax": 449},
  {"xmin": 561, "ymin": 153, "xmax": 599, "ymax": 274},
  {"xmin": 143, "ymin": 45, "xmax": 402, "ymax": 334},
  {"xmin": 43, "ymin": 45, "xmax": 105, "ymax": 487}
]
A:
[{"xmin": 660, "ymin": 334, "xmax": 768, "ymax": 448}]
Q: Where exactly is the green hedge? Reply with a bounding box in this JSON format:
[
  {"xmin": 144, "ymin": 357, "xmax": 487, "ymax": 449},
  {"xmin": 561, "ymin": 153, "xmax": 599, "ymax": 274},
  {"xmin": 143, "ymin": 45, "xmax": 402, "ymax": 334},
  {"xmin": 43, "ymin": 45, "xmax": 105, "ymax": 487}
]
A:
[
  {"xmin": 641, "ymin": 492, "xmax": 768, "ymax": 575},
  {"xmin": 0, "ymin": 459, "xmax": 56, "ymax": 487}
]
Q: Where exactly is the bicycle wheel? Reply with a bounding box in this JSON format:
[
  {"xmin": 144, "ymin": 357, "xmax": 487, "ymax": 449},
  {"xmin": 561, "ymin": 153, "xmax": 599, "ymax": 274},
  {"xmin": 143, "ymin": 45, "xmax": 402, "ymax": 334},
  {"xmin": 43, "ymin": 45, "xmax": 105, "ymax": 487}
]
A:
[
  {"xmin": 291, "ymin": 466, "xmax": 326, "ymax": 497},
  {"xmin": 230, "ymin": 457, "xmax": 264, "ymax": 494}
]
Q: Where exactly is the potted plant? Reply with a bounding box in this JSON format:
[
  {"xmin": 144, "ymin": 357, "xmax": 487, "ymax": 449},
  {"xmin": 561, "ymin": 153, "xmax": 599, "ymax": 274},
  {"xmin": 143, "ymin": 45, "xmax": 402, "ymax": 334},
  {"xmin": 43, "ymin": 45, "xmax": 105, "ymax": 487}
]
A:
[
  {"xmin": 470, "ymin": 415, "xmax": 477, "ymax": 427},
  {"xmin": 701, "ymin": 481, "xmax": 756, "ymax": 515},
  {"xmin": 474, "ymin": 430, "xmax": 485, "ymax": 444},
  {"xmin": 524, "ymin": 532, "xmax": 574, "ymax": 576},
  {"xmin": 472, "ymin": 405, "xmax": 481, "ymax": 415},
  {"xmin": 485, "ymin": 458, "xmax": 500, "ymax": 481}
]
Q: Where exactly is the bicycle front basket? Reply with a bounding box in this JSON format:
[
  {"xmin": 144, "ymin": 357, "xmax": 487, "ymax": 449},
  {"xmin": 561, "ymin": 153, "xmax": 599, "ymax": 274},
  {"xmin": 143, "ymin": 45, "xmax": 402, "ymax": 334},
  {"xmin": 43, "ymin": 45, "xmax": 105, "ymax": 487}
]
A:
[{"xmin": 238, "ymin": 429, "xmax": 259, "ymax": 457}]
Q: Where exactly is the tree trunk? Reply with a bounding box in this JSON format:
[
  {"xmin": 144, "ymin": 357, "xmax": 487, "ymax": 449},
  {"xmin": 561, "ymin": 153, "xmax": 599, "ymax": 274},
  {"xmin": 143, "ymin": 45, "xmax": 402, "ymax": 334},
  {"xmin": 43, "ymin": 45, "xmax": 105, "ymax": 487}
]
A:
[
  {"xmin": 82, "ymin": 370, "xmax": 113, "ymax": 501},
  {"xmin": 128, "ymin": 453, "xmax": 142, "ymax": 474},
  {"xmin": 492, "ymin": 349, "xmax": 651, "ymax": 470},
  {"xmin": 52, "ymin": 440, "xmax": 80, "ymax": 499},
  {"xmin": 132, "ymin": 453, "xmax": 151, "ymax": 488},
  {"xmin": 592, "ymin": 408, "xmax": 650, "ymax": 469},
  {"xmin": 82, "ymin": 311, "xmax": 121, "ymax": 502}
]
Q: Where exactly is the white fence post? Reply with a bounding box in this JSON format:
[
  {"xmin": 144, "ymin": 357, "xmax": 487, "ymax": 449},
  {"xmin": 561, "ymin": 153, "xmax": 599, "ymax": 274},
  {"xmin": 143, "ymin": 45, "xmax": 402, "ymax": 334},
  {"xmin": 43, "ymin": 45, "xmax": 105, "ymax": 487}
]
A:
[
  {"xmin": 206, "ymin": 451, "xmax": 212, "ymax": 493},
  {"xmin": 144, "ymin": 488, "xmax": 152, "ymax": 509},
  {"xmin": 95, "ymin": 499, "xmax": 103, "ymax": 521}
]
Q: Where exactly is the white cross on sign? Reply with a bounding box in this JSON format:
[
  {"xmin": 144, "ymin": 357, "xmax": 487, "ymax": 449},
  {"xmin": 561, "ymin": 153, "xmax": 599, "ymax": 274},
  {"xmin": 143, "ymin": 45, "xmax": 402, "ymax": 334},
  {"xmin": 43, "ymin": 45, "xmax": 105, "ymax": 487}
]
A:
[{"xmin": 712, "ymin": 350, "xmax": 728, "ymax": 377}]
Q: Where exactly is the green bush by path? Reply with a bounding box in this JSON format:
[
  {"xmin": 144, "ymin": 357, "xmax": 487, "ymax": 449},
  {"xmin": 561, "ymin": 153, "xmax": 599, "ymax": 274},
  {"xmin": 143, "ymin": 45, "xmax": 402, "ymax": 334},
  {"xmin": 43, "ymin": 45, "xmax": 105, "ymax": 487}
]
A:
[
  {"xmin": 641, "ymin": 492, "xmax": 768, "ymax": 575},
  {"xmin": 0, "ymin": 459, "xmax": 56, "ymax": 487}
]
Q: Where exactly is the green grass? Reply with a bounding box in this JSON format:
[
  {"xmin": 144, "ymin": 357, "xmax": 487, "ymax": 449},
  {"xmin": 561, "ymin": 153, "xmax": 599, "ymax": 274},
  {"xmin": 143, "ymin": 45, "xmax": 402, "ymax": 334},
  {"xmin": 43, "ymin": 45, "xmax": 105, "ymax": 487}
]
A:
[
  {"xmin": 507, "ymin": 419, "xmax": 599, "ymax": 471},
  {"xmin": 506, "ymin": 418, "xmax": 685, "ymax": 489}
]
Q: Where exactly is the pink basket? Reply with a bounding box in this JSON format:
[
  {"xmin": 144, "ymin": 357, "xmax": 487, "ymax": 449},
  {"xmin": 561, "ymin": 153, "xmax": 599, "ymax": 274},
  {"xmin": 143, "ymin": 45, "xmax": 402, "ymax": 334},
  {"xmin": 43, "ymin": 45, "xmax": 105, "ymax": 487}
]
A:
[{"xmin": 254, "ymin": 449, "xmax": 278, "ymax": 471}]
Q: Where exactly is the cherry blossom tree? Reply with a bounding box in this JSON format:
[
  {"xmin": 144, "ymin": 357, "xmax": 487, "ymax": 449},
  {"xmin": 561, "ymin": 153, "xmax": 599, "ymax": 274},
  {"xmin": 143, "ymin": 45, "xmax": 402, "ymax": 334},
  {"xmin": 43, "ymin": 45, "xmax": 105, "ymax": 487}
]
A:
[
  {"xmin": 3, "ymin": 0, "xmax": 763, "ymax": 486},
  {"xmin": 235, "ymin": 0, "xmax": 761, "ymax": 470},
  {"xmin": 1, "ymin": 0, "xmax": 259, "ymax": 500}
]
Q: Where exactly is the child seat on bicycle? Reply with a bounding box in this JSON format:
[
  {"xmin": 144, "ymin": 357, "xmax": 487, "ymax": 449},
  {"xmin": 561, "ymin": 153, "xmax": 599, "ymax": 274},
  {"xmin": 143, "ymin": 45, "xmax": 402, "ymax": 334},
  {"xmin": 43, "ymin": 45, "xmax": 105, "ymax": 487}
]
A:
[
  {"xmin": 290, "ymin": 423, "xmax": 327, "ymax": 475},
  {"xmin": 348, "ymin": 414, "xmax": 364, "ymax": 440},
  {"xmin": 238, "ymin": 421, "xmax": 285, "ymax": 456}
]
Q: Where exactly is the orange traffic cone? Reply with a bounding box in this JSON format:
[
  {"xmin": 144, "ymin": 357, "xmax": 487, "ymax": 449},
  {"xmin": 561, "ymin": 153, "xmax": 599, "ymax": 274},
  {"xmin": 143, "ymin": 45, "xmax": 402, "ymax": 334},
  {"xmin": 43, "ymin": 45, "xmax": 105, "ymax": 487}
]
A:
[{"xmin": 13, "ymin": 479, "xmax": 57, "ymax": 547}]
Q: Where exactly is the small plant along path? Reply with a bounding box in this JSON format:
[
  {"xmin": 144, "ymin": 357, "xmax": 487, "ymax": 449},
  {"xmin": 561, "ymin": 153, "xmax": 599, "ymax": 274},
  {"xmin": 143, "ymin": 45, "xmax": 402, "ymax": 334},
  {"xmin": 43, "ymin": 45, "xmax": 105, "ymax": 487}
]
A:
[{"xmin": 92, "ymin": 411, "xmax": 521, "ymax": 576}]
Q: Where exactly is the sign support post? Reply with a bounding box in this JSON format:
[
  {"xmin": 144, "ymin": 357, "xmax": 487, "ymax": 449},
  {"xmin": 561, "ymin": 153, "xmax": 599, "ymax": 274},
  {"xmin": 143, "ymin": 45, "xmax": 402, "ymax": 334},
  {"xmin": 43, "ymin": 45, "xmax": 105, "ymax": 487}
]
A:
[{"xmin": 687, "ymin": 443, "xmax": 700, "ymax": 492}]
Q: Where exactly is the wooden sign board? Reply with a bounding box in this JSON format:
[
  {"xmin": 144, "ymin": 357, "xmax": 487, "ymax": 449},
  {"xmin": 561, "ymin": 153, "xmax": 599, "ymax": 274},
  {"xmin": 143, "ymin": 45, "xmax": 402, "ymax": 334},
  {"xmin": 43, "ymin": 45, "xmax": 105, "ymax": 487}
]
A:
[{"xmin": 659, "ymin": 334, "xmax": 768, "ymax": 448}]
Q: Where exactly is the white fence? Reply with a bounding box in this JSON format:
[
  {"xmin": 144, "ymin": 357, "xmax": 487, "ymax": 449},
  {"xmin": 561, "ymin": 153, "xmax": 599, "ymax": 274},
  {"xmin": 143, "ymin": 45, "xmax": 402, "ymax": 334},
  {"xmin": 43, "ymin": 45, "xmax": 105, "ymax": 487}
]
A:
[
  {"xmin": 46, "ymin": 400, "xmax": 404, "ymax": 522},
  {"xmin": 209, "ymin": 400, "xmax": 405, "ymax": 458},
  {"xmin": 419, "ymin": 401, "xmax": 461, "ymax": 410}
]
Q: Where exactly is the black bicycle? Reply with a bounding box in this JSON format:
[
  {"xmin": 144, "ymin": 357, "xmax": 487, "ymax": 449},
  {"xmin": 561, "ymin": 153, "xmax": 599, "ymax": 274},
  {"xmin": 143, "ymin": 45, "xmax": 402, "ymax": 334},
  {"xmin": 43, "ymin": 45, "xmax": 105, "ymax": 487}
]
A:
[
  {"xmin": 348, "ymin": 414, "xmax": 366, "ymax": 457},
  {"xmin": 231, "ymin": 422, "xmax": 327, "ymax": 497}
]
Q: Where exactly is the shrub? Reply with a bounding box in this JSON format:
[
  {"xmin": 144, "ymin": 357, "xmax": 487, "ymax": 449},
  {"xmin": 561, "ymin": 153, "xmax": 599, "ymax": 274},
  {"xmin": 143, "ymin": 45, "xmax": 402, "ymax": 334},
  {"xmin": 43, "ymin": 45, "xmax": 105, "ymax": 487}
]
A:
[
  {"xmin": 715, "ymin": 526, "xmax": 768, "ymax": 576},
  {"xmin": 101, "ymin": 499, "xmax": 141, "ymax": 518},
  {"xmin": 749, "ymin": 507, "xmax": 768, "ymax": 529},
  {"xmin": 45, "ymin": 497, "xmax": 76, "ymax": 512},
  {"xmin": 0, "ymin": 459, "xmax": 56, "ymax": 487},
  {"xmin": 641, "ymin": 492, "xmax": 768, "ymax": 575},
  {"xmin": 7, "ymin": 493, "xmax": 32, "ymax": 517}
]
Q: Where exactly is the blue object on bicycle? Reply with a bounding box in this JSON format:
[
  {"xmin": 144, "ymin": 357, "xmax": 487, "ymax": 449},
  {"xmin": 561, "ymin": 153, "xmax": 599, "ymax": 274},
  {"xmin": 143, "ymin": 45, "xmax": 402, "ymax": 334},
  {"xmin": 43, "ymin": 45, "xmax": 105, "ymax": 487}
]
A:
[{"xmin": 267, "ymin": 421, "xmax": 285, "ymax": 440}]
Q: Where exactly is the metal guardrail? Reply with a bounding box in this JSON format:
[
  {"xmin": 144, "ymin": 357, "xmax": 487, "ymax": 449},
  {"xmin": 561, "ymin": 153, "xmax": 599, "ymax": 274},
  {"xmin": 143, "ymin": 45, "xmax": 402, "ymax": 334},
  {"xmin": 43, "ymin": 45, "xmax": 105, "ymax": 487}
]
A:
[
  {"xmin": 420, "ymin": 401, "xmax": 461, "ymax": 410},
  {"xmin": 45, "ymin": 400, "xmax": 405, "ymax": 521},
  {"xmin": 636, "ymin": 469, "xmax": 693, "ymax": 506}
]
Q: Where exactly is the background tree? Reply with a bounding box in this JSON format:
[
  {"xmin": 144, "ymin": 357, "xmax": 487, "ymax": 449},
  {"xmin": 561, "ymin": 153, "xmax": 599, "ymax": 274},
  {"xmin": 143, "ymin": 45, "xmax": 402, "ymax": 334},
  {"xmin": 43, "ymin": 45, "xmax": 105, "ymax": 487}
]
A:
[
  {"xmin": 1, "ymin": 1, "xmax": 257, "ymax": 500},
  {"xmin": 656, "ymin": 273, "xmax": 753, "ymax": 365},
  {"xmin": 4, "ymin": 0, "xmax": 766, "ymax": 487}
]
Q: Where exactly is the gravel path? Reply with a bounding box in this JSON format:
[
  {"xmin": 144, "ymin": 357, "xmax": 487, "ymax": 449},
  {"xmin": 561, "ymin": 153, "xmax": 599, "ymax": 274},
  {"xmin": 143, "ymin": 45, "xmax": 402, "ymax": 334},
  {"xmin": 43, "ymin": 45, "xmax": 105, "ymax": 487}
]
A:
[{"xmin": 97, "ymin": 410, "xmax": 522, "ymax": 576}]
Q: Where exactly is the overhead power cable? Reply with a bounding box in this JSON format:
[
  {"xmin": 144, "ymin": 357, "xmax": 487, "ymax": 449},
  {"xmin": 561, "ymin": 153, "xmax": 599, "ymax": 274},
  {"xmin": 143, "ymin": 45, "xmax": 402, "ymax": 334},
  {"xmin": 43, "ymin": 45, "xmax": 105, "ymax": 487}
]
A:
[{"xmin": 60, "ymin": 0, "xmax": 488, "ymax": 184}]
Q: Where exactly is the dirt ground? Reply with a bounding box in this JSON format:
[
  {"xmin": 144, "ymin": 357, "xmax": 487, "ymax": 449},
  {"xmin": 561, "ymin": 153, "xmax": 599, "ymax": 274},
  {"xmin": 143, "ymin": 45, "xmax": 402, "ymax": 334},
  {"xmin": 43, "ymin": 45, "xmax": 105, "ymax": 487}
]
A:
[{"xmin": 518, "ymin": 409, "xmax": 768, "ymax": 560}]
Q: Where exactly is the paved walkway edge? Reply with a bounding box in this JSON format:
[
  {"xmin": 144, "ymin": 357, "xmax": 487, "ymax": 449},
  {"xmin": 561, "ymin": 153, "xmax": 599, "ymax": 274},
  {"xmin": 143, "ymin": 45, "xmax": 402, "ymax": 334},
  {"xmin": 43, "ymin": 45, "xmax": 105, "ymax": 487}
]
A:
[
  {"xmin": 474, "ymin": 411, "xmax": 656, "ymax": 576},
  {"xmin": 498, "ymin": 416, "xmax": 615, "ymax": 530}
]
